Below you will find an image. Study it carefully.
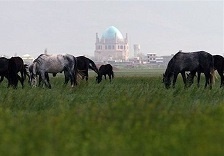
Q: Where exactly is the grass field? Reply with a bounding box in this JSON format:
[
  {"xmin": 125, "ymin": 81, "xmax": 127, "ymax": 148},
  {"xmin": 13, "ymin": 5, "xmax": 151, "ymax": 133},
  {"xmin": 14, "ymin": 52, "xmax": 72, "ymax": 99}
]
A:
[{"xmin": 0, "ymin": 69, "xmax": 224, "ymax": 155}]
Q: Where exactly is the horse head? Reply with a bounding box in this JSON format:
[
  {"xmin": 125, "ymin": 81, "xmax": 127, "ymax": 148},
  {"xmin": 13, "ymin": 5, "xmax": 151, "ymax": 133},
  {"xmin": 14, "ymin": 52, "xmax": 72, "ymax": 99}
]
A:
[
  {"xmin": 163, "ymin": 73, "xmax": 172, "ymax": 89},
  {"xmin": 96, "ymin": 74, "xmax": 102, "ymax": 83}
]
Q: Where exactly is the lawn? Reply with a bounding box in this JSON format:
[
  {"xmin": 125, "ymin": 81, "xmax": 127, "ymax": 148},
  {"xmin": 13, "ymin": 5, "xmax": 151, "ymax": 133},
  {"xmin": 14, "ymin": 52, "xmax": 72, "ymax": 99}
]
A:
[{"xmin": 0, "ymin": 69, "xmax": 223, "ymax": 155}]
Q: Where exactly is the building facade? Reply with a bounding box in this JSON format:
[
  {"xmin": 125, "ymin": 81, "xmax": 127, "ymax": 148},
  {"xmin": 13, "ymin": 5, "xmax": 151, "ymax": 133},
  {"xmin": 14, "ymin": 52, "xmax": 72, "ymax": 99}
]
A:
[
  {"xmin": 146, "ymin": 53, "xmax": 157, "ymax": 64},
  {"xmin": 94, "ymin": 26, "xmax": 129, "ymax": 61}
]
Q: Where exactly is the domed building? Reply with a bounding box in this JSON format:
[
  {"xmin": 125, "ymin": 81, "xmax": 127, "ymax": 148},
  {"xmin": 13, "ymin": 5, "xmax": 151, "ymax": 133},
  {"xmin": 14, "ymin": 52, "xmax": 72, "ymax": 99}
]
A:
[{"xmin": 94, "ymin": 26, "xmax": 129, "ymax": 61}]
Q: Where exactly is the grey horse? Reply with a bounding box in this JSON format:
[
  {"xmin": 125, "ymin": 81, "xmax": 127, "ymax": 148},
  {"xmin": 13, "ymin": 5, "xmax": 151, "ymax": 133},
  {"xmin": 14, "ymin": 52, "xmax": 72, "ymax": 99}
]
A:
[{"xmin": 31, "ymin": 54, "xmax": 77, "ymax": 89}]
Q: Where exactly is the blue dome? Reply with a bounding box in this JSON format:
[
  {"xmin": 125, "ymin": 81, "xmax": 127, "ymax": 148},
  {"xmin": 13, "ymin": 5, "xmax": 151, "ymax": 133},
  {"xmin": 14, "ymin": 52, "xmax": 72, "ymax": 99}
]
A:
[{"xmin": 101, "ymin": 26, "xmax": 124, "ymax": 41}]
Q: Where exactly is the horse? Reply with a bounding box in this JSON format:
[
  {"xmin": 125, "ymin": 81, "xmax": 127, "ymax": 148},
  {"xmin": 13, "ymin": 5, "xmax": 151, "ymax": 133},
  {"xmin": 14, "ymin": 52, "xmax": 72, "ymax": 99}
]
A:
[
  {"xmin": 96, "ymin": 64, "xmax": 114, "ymax": 83},
  {"xmin": 31, "ymin": 54, "xmax": 77, "ymax": 89},
  {"xmin": 77, "ymin": 56, "xmax": 99, "ymax": 81},
  {"xmin": 0, "ymin": 57, "xmax": 27, "ymax": 88},
  {"xmin": 186, "ymin": 55, "xmax": 224, "ymax": 87},
  {"xmin": 8, "ymin": 57, "xmax": 27, "ymax": 88},
  {"xmin": 163, "ymin": 51, "xmax": 215, "ymax": 89}
]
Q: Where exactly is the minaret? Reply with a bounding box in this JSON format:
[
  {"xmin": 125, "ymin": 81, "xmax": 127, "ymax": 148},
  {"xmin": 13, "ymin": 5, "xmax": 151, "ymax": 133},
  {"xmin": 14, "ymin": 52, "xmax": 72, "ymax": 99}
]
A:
[
  {"xmin": 44, "ymin": 48, "xmax": 47, "ymax": 54},
  {"xmin": 125, "ymin": 33, "xmax": 128, "ymax": 43},
  {"xmin": 96, "ymin": 33, "xmax": 99, "ymax": 43}
]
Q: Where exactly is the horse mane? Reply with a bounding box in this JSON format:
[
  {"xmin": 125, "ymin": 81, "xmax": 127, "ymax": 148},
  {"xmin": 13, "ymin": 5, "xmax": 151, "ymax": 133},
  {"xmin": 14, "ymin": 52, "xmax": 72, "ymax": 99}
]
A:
[
  {"xmin": 87, "ymin": 58, "xmax": 99, "ymax": 74},
  {"xmin": 165, "ymin": 57, "xmax": 174, "ymax": 76}
]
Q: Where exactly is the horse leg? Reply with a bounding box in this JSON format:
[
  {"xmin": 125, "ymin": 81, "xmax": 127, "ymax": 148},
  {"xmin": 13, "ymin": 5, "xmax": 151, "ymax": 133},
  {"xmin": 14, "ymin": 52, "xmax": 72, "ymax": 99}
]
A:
[
  {"xmin": 64, "ymin": 70, "xmax": 70, "ymax": 85},
  {"xmin": 109, "ymin": 74, "xmax": 112, "ymax": 82},
  {"xmin": 85, "ymin": 71, "xmax": 88, "ymax": 81},
  {"xmin": 71, "ymin": 72, "xmax": 75, "ymax": 87},
  {"xmin": 181, "ymin": 72, "xmax": 187, "ymax": 88},
  {"xmin": 40, "ymin": 73, "xmax": 49, "ymax": 87},
  {"xmin": 197, "ymin": 72, "xmax": 201, "ymax": 87},
  {"xmin": 0, "ymin": 75, "xmax": 4, "ymax": 83},
  {"xmin": 69, "ymin": 71, "xmax": 75, "ymax": 87},
  {"xmin": 38, "ymin": 74, "xmax": 42, "ymax": 86},
  {"xmin": 17, "ymin": 74, "xmax": 24, "ymax": 88},
  {"xmin": 104, "ymin": 74, "xmax": 106, "ymax": 80},
  {"xmin": 204, "ymin": 72, "xmax": 210, "ymax": 89},
  {"xmin": 40, "ymin": 72, "xmax": 51, "ymax": 89},
  {"xmin": 217, "ymin": 70, "xmax": 223, "ymax": 87},
  {"xmin": 172, "ymin": 73, "xmax": 178, "ymax": 88},
  {"xmin": 74, "ymin": 69, "xmax": 78, "ymax": 86},
  {"xmin": 14, "ymin": 74, "xmax": 20, "ymax": 89},
  {"xmin": 20, "ymin": 71, "xmax": 25, "ymax": 88},
  {"xmin": 221, "ymin": 74, "xmax": 224, "ymax": 88}
]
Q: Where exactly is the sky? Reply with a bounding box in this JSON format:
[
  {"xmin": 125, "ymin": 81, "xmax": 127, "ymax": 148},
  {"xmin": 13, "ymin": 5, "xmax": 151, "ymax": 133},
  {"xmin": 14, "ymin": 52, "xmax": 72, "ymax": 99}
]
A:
[{"xmin": 0, "ymin": 0, "xmax": 223, "ymax": 58}]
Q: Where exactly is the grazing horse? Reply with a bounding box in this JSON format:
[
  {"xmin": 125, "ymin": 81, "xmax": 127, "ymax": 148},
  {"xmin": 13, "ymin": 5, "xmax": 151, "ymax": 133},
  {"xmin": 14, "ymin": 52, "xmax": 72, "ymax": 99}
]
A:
[
  {"xmin": 163, "ymin": 51, "xmax": 215, "ymax": 89},
  {"xmin": 96, "ymin": 64, "xmax": 114, "ymax": 83},
  {"xmin": 31, "ymin": 54, "xmax": 77, "ymax": 89},
  {"xmin": 8, "ymin": 57, "xmax": 27, "ymax": 88},
  {"xmin": 187, "ymin": 55, "xmax": 224, "ymax": 87},
  {"xmin": 0, "ymin": 57, "xmax": 27, "ymax": 88},
  {"xmin": 77, "ymin": 56, "xmax": 99, "ymax": 81}
]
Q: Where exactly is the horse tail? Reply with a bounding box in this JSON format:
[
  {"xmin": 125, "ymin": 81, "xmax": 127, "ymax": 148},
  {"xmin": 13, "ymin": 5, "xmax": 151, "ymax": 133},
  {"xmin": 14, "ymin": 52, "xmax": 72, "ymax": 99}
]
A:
[
  {"xmin": 33, "ymin": 62, "xmax": 37, "ymax": 76},
  {"xmin": 23, "ymin": 64, "xmax": 29, "ymax": 80}
]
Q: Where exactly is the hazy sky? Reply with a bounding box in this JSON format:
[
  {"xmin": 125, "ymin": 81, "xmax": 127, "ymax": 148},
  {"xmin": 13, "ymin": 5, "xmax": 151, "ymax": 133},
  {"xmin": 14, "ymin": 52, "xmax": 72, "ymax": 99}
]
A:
[{"xmin": 0, "ymin": 0, "xmax": 223, "ymax": 58}]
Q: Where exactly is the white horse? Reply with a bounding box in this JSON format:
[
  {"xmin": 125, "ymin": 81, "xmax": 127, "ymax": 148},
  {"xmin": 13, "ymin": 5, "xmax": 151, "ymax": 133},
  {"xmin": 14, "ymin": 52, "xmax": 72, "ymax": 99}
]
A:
[{"xmin": 31, "ymin": 54, "xmax": 77, "ymax": 89}]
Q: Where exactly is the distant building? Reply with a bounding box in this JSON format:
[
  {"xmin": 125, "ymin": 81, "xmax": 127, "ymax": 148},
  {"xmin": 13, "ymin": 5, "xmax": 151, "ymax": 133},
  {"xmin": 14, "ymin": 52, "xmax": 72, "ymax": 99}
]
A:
[
  {"xmin": 94, "ymin": 26, "xmax": 129, "ymax": 61},
  {"xmin": 146, "ymin": 53, "xmax": 157, "ymax": 64},
  {"xmin": 133, "ymin": 44, "xmax": 140, "ymax": 57},
  {"xmin": 21, "ymin": 54, "xmax": 34, "ymax": 65}
]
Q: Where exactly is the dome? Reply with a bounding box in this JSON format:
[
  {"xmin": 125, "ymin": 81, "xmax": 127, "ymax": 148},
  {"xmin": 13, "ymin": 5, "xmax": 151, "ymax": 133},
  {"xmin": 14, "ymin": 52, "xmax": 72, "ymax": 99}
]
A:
[{"xmin": 101, "ymin": 26, "xmax": 124, "ymax": 41}]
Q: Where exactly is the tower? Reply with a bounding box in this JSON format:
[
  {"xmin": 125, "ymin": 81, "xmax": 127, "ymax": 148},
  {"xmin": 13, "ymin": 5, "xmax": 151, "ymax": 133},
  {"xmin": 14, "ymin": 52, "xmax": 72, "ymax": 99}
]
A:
[{"xmin": 133, "ymin": 44, "xmax": 140, "ymax": 57}]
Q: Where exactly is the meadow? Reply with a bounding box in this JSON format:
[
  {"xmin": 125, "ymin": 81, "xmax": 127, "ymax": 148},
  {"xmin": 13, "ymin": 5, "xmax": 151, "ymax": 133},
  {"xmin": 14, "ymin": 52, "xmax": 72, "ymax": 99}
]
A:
[{"xmin": 0, "ymin": 69, "xmax": 224, "ymax": 156}]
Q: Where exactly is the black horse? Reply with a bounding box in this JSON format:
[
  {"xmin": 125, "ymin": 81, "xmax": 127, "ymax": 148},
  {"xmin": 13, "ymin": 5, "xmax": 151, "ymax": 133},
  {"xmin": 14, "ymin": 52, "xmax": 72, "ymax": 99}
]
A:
[
  {"xmin": 0, "ymin": 56, "xmax": 27, "ymax": 88},
  {"xmin": 163, "ymin": 51, "xmax": 215, "ymax": 89},
  {"xmin": 96, "ymin": 64, "xmax": 114, "ymax": 83},
  {"xmin": 8, "ymin": 57, "xmax": 27, "ymax": 88},
  {"xmin": 77, "ymin": 56, "xmax": 99, "ymax": 81},
  {"xmin": 186, "ymin": 55, "xmax": 224, "ymax": 87}
]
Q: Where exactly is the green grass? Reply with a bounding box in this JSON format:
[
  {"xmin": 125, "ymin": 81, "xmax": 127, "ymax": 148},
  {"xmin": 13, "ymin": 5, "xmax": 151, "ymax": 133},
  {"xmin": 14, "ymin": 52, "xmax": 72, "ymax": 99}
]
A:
[{"xmin": 0, "ymin": 70, "xmax": 224, "ymax": 156}]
